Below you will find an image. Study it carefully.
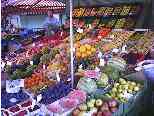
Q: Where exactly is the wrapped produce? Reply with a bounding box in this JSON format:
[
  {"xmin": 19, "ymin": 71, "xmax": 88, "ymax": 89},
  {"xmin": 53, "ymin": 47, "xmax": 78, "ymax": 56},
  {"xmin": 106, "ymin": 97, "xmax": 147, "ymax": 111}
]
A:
[
  {"xmin": 68, "ymin": 90, "xmax": 87, "ymax": 103},
  {"xmin": 77, "ymin": 78, "xmax": 97, "ymax": 94}
]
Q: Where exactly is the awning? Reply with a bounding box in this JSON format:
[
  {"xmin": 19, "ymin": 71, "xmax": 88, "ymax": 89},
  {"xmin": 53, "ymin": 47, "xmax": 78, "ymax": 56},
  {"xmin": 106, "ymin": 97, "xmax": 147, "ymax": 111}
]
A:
[{"xmin": 3, "ymin": 0, "xmax": 66, "ymax": 14}]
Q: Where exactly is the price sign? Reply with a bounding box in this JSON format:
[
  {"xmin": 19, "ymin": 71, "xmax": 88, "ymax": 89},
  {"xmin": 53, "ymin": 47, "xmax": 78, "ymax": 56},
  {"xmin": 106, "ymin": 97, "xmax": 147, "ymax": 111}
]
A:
[
  {"xmin": 6, "ymin": 79, "xmax": 24, "ymax": 93},
  {"xmin": 105, "ymin": 7, "xmax": 114, "ymax": 16},
  {"xmin": 120, "ymin": 6, "xmax": 131, "ymax": 16},
  {"xmin": 90, "ymin": 8, "xmax": 97, "ymax": 16},
  {"xmin": 113, "ymin": 6, "xmax": 123, "ymax": 15},
  {"xmin": 84, "ymin": 70, "xmax": 100, "ymax": 79},
  {"xmin": 83, "ymin": 8, "xmax": 92, "ymax": 17},
  {"xmin": 97, "ymin": 7, "xmax": 106, "ymax": 16}
]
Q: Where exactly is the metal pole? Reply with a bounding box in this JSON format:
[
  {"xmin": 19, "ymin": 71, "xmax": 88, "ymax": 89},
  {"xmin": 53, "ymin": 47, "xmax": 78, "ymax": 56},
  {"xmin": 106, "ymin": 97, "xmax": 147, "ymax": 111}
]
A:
[{"xmin": 70, "ymin": 0, "xmax": 74, "ymax": 88}]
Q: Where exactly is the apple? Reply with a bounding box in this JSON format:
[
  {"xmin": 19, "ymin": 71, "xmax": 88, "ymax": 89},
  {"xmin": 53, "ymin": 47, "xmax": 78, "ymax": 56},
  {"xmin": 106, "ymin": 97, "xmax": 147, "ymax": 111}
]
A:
[
  {"xmin": 78, "ymin": 111, "xmax": 85, "ymax": 116},
  {"xmin": 100, "ymin": 102, "xmax": 109, "ymax": 112},
  {"xmin": 102, "ymin": 111, "xmax": 112, "ymax": 116},
  {"xmin": 97, "ymin": 111, "xmax": 103, "ymax": 116},
  {"xmin": 87, "ymin": 101, "xmax": 95, "ymax": 108},
  {"xmin": 90, "ymin": 99, "xmax": 96, "ymax": 104},
  {"xmin": 95, "ymin": 99, "xmax": 103, "ymax": 107},
  {"xmin": 134, "ymin": 86, "xmax": 139, "ymax": 92},
  {"xmin": 131, "ymin": 82, "xmax": 136, "ymax": 86},
  {"xmin": 72, "ymin": 109, "xmax": 80, "ymax": 116}
]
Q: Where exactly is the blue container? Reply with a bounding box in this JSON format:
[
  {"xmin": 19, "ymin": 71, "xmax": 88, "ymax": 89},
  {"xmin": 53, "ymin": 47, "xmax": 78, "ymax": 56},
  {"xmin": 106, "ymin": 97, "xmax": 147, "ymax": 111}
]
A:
[{"xmin": 144, "ymin": 68, "xmax": 154, "ymax": 82}]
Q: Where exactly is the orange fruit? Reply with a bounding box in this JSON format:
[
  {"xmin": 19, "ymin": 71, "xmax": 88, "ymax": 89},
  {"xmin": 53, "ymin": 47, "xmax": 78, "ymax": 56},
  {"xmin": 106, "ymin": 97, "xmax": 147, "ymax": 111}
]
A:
[
  {"xmin": 85, "ymin": 44, "xmax": 91, "ymax": 50},
  {"xmin": 76, "ymin": 51, "xmax": 81, "ymax": 58},
  {"xmin": 81, "ymin": 53, "xmax": 86, "ymax": 58},
  {"xmin": 79, "ymin": 46, "xmax": 85, "ymax": 53},
  {"xmin": 91, "ymin": 47, "xmax": 96, "ymax": 53},
  {"xmin": 86, "ymin": 51, "xmax": 92, "ymax": 56}
]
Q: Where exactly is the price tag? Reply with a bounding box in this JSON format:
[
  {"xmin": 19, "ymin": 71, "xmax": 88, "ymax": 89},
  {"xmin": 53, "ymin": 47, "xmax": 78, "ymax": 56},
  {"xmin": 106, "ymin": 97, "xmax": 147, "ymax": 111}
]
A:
[
  {"xmin": 32, "ymin": 43, "xmax": 35, "ymax": 47},
  {"xmin": 100, "ymin": 58, "xmax": 105, "ymax": 66},
  {"xmin": 79, "ymin": 64, "xmax": 83, "ymax": 69},
  {"xmin": 77, "ymin": 28, "xmax": 83, "ymax": 33},
  {"xmin": 84, "ymin": 70, "xmax": 100, "ymax": 79},
  {"xmin": 123, "ymin": 91, "xmax": 133, "ymax": 99},
  {"xmin": 98, "ymin": 51, "xmax": 103, "ymax": 58},
  {"xmin": 56, "ymin": 70, "xmax": 60, "ymax": 82},
  {"xmin": 6, "ymin": 80, "xmax": 24, "ymax": 93},
  {"xmin": 30, "ymin": 61, "xmax": 33, "ymax": 65},
  {"xmin": 43, "ymin": 65, "xmax": 46, "ymax": 69},
  {"xmin": 37, "ymin": 94, "xmax": 42, "ymax": 103}
]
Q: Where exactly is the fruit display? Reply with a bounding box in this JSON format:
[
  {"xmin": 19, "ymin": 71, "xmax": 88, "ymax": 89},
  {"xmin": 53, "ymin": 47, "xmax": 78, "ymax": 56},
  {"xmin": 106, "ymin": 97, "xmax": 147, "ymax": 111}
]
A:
[
  {"xmin": 105, "ymin": 78, "xmax": 142, "ymax": 103},
  {"xmin": 77, "ymin": 78, "xmax": 97, "ymax": 94},
  {"xmin": 72, "ymin": 98, "xmax": 119, "ymax": 116},
  {"xmin": 40, "ymin": 82, "xmax": 72, "ymax": 105},
  {"xmin": 24, "ymin": 73, "xmax": 56, "ymax": 94},
  {"xmin": 96, "ymin": 73, "xmax": 109, "ymax": 88},
  {"xmin": 75, "ymin": 43, "xmax": 96, "ymax": 60}
]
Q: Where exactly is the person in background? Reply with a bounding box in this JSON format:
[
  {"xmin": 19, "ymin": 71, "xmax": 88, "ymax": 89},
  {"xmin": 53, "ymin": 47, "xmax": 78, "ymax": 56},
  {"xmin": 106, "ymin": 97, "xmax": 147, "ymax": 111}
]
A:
[{"xmin": 43, "ymin": 11, "xmax": 60, "ymax": 37}]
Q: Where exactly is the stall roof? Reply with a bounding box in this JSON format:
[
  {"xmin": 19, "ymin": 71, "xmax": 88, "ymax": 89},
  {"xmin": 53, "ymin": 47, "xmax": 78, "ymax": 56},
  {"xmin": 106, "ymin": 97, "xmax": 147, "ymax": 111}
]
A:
[
  {"xmin": 7, "ymin": 0, "xmax": 65, "ymax": 7},
  {"xmin": 3, "ymin": 0, "xmax": 66, "ymax": 14}
]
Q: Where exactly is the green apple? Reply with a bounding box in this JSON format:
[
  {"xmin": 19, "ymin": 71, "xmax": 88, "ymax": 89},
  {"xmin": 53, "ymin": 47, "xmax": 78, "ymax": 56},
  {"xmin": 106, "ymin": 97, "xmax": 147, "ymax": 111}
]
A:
[
  {"xmin": 95, "ymin": 99, "xmax": 103, "ymax": 107},
  {"xmin": 117, "ymin": 93, "xmax": 123, "ymax": 99},
  {"xmin": 131, "ymin": 82, "xmax": 136, "ymax": 86},
  {"xmin": 114, "ymin": 83, "xmax": 120, "ymax": 88},
  {"xmin": 87, "ymin": 101, "xmax": 95, "ymax": 108},
  {"xmin": 128, "ymin": 89, "xmax": 133, "ymax": 93},
  {"xmin": 90, "ymin": 99, "xmax": 96, "ymax": 104},
  {"xmin": 134, "ymin": 86, "xmax": 140, "ymax": 92},
  {"xmin": 118, "ymin": 89, "xmax": 123, "ymax": 93},
  {"xmin": 128, "ymin": 85, "xmax": 134, "ymax": 90},
  {"xmin": 121, "ymin": 80, "xmax": 127, "ymax": 85},
  {"xmin": 119, "ymin": 78, "xmax": 126, "ymax": 83},
  {"xmin": 112, "ymin": 88, "xmax": 117, "ymax": 92}
]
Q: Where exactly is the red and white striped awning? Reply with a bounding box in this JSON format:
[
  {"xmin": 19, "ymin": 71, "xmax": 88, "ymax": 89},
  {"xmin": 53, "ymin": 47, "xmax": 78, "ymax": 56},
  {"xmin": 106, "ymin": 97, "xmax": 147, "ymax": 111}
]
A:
[
  {"xmin": 4, "ymin": 0, "xmax": 66, "ymax": 14},
  {"xmin": 34, "ymin": 0, "xmax": 65, "ymax": 7},
  {"xmin": 7, "ymin": 0, "xmax": 39, "ymax": 6},
  {"xmin": 6, "ymin": 0, "xmax": 65, "ymax": 9}
]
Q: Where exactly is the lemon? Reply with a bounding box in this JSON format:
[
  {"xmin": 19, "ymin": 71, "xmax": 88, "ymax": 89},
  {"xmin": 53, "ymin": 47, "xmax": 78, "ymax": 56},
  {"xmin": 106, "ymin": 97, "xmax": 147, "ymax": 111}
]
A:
[
  {"xmin": 81, "ymin": 53, "xmax": 86, "ymax": 58},
  {"xmin": 85, "ymin": 44, "xmax": 91, "ymax": 50},
  {"xmin": 91, "ymin": 47, "xmax": 96, "ymax": 53},
  {"xmin": 76, "ymin": 51, "xmax": 81, "ymax": 58},
  {"xmin": 80, "ymin": 46, "xmax": 86, "ymax": 53}
]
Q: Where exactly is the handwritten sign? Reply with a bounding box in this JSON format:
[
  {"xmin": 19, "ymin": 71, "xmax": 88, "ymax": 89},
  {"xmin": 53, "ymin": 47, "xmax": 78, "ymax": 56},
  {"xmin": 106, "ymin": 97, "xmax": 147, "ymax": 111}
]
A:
[
  {"xmin": 6, "ymin": 79, "xmax": 24, "ymax": 93},
  {"xmin": 84, "ymin": 70, "xmax": 100, "ymax": 79}
]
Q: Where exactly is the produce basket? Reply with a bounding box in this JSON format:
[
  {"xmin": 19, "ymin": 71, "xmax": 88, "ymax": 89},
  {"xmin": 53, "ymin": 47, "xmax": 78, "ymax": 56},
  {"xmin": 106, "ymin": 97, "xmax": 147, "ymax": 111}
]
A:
[{"xmin": 109, "ymin": 73, "xmax": 144, "ymax": 116}]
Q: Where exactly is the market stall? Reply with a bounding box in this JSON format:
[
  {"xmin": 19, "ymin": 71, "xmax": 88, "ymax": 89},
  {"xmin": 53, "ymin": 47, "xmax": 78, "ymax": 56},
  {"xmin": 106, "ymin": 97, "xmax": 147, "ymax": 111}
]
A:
[{"xmin": 1, "ymin": 0, "xmax": 154, "ymax": 116}]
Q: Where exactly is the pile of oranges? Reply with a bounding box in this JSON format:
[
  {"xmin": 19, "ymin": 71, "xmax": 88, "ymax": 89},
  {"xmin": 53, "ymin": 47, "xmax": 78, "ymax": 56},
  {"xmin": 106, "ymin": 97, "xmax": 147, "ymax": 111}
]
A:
[
  {"xmin": 24, "ymin": 73, "xmax": 54, "ymax": 90},
  {"xmin": 75, "ymin": 42, "xmax": 96, "ymax": 59}
]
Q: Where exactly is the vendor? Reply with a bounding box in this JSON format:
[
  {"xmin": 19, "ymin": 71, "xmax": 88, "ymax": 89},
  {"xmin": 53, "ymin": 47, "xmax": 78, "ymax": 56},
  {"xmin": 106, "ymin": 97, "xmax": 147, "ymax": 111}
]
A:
[{"xmin": 43, "ymin": 11, "xmax": 60, "ymax": 36}]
